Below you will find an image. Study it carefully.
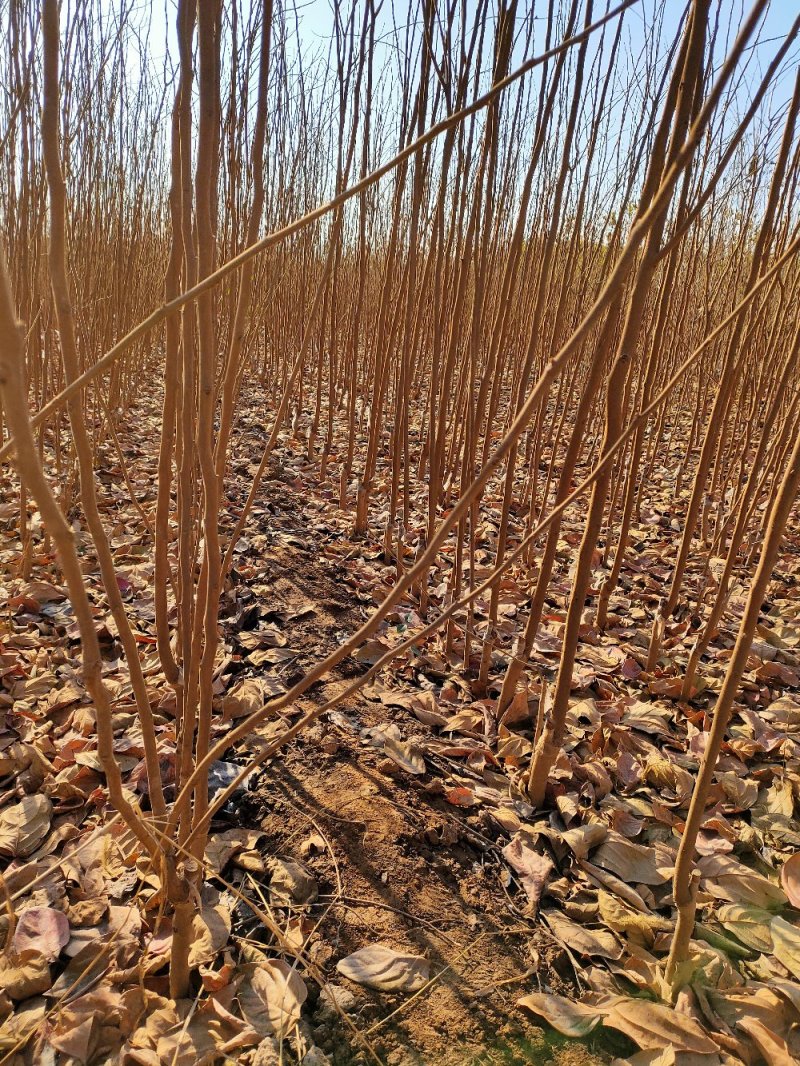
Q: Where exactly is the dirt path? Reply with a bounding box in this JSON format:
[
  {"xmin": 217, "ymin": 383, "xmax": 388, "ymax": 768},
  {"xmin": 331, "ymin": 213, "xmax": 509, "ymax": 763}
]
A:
[{"xmin": 217, "ymin": 486, "xmax": 610, "ymax": 1064}]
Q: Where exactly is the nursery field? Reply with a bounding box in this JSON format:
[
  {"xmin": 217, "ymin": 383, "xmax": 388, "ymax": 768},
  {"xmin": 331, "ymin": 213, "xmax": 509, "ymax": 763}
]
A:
[{"xmin": 0, "ymin": 1, "xmax": 799, "ymax": 1064}]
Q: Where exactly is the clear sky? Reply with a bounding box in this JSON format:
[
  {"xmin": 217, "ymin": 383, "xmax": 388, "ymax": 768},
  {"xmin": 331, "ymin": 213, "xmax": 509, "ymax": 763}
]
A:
[
  {"xmin": 129, "ymin": 0, "xmax": 799, "ymax": 92},
  {"xmin": 114, "ymin": 0, "xmax": 799, "ymax": 174}
]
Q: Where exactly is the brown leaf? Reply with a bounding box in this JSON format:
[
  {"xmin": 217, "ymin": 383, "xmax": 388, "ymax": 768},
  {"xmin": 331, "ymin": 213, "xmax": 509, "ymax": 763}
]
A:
[
  {"xmin": 641, "ymin": 757, "xmax": 694, "ymax": 804},
  {"xmin": 716, "ymin": 903, "xmax": 774, "ymax": 953},
  {"xmin": 444, "ymin": 786, "xmax": 477, "ymax": 806},
  {"xmin": 49, "ymin": 1012, "xmax": 97, "ymax": 1062},
  {"xmin": 0, "ymin": 996, "xmax": 47, "ymax": 1049},
  {"xmin": 0, "ymin": 950, "xmax": 52, "ymax": 1000},
  {"xmin": 267, "ymin": 857, "xmax": 318, "ymax": 906},
  {"xmin": 593, "ymin": 833, "xmax": 671, "ymax": 885},
  {"xmin": 222, "ymin": 678, "xmax": 265, "ymax": 720},
  {"xmin": 383, "ymin": 736, "xmax": 425, "ymax": 775},
  {"xmin": 13, "ymin": 907, "xmax": 70, "ymax": 962},
  {"xmin": 188, "ymin": 903, "xmax": 232, "ymax": 967},
  {"xmin": 738, "ymin": 1017, "xmax": 796, "ymax": 1066},
  {"xmin": 337, "ymin": 944, "xmax": 429, "ymax": 992},
  {"xmin": 353, "ymin": 639, "xmax": 393, "ymax": 665},
  {"xmin": 238, "ymin": 960, "xmax": 308, "ymax": 1038},
  {"xmin": 561, "ymin": 822, "xmax": 607, "ymax": 859},
  {"xmin": 517, "ymin": 992, "xmax": 604, "ymax": 1037},
  {"xmin": 714, "ymin": 771, "xmax": 758, "ymax": 811},
  {"xmin": 502, "ymin": 835, "xmax": 553, "ymax": 910},
  {"xmin": 205, "ymin": 828, "xmax": 264, "ymax": 874},
  {"xmin": 0, "ymin": 795, "xmax": 52, "ymax": 857},
  {"xmin": 612, "ymin": 1051, "xmax": 720, "ymax": 1065},
  {"xmin": 770, "ymin": 916, "xmax": 800, "ymax": 981},
  {"xmin": 698, "ymin": 853, "xmax": 786, "ymax": 908},
  {"xmin": 780, "ymin": 853, "xmax": 800, "ymax": 907},
  {"xmin": 48, "ymin": 941, "xmax": 109, "ymax": 1000},
  {"xmin": 18, "ymin": 579, "xmax": 67, "ymax": 603},
  {"xmin": 603, "ymin": 998, "xmax": 719, "ymax": 1054},
  {"xmin": 543, "ymin": 910, "xmax": 622, "ymax": 960},
  {"xmin": 598, "ymin": 891, "xmax": 672, "ymax": 945}
]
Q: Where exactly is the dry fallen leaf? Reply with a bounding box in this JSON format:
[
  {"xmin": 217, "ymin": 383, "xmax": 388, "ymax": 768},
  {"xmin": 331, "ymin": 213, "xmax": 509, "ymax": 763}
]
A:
[
  {"xmin": 0, "ymin": 795, "xmax": 52, "ymax": 858},
  {"xmin": 0, "ymin": 950, "xmax": 52, "ymax": 1000},
  {"xmin": 598, "ymin": 891, "xmax": 672, "ymax": 945},
  {"xmin": 780, "ymin": 852, "xmax": 800, "ymax": 907},
  {"xmin": 716, "ymin": 903, "xmax": 774, "ymax": 953},
  {"xmin": 383, "ymin": 736, "xmax": 426, "ymax": 775},
  {"xmin": 189, "ymin": 902, "xmax": 232, "ymax": 967},
  {"xmin": 543, "ymin": 909, "xmax": 623, "ymax": 960},
  {"xmin": 612, "ymin": 1049, "xmax": 721, "ymax": 1066},
  {"xmin": 698, "ymin": 853, "xmax": 786, "ymax": 909},
  {"xmin": 12, "ymin": 907, "xmax": 70, "ymax": 962},
  {"xmin": 0, "ymin": 996, "xmax": 47, "ymax": 1049},
  {"xmin": 561, "ymin": 822, "xmax": 607, "ymax": 859},
  {"xmin": 602, "ymin": 997, "xmax": 720, "ymax": 1055},
  {"xmin": 267, "ymin": 857, "xmax": 318, "ymax": 906},
  {"xmin": 205, "ymin": 828, "xmax": 264, "ymax": 874},
  {"xmin": 337, "ymin": 944, "xmax": 429, "ymax": 992},
  {"xmin": 517, "ymin": 992, "xmax": 604, "ymax": 1037},
  {"xmin": 737, "ymin": 1016, "xmax": 795, "ymax": 1066},
  {"xmin": 238, "ymin": 960, "xmax": 308, "ymax": 1039},
  {"xmin": 592, "ymin": 833, "xmax": 671, "ymax": 885},
  {"xmin": 502, "ymin": 835, "xmax": 553, "ymax": 910},
  {"xmin": 520, "ymin": 992, "xmax": 719, "ymax": 1056},
  {"xmin": 222, "ymin": 678, "xmax": 265, "ymax": 720},
  {"xmin": 770, "ymin": 916, "xmax": 800, "ymax": 981}
]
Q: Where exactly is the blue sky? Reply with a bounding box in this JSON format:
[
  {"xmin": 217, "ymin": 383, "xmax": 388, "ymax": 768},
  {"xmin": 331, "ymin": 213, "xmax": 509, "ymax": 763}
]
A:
[{"xmin": 128, "ymin": 0, "xmax": 799, "ymax": 93}]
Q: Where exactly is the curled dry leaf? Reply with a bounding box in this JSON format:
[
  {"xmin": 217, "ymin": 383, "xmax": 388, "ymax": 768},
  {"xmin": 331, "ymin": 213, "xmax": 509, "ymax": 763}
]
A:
[
  {"xmin": 580, "ymin": 859, "xmax": 652, "ymax": 913},
  {"xmin": 517, "ymin": 992, "xmax": 604, "ymax": 1037},
  {"xmin": 598, "ymin": 891, "xmax": 673, "ymax": 945},
  {"xmin": 18, "ymin": 579, "xmax": 67, "ymax": 603},
  {"xmin": 698, "ymin": 854, "xmax": 786, "ymax": 909},
  {"xmin": 543, "ymin": 910, "xmax": 623, "ymax": 960},
  {"xmin": 222, "ymin": 677, "xmax": 265, "ymax": 720},
  {"xmin": 444, "ymin": 786, "xmax": 477, "ymax": 806},
  {"xmin": 188, "ymin": 902, "xmax": 232, "ymax": 968},
  {"xmin": 336, "ymin": 944, "xmax": 429, "ymax": 993},
  {"xmin": 48, "ymin": 941, "xmax": 110, "ymax": 1000},
  {"xmin": 48, "ymin": 1009, "xmax": 97, "ymax": 1062},
  {"xmin": 353, "ymin": 639, "xmax": 392, "ymax": 665},
  {"xmin": 205, "ymin": 828, "xmax": 264, "ymax": 874},
  {"xmin": 128, "ymin": 995, "xmax": 256, "ymax": 1066},
  {"xmin": 0, "ymin": 794, "xmax": 52, "ymax": 858},
  {"xmin": 266, "ymin": 857, "xmax": 318, "ymax": 906},
  {"xmin": 0, "ymin": 996, "xmax": 46, "ymax": 1049},
  {"xmin": 373, "ymin": 688, "xmax": 448, "ymax": 728},
  {"xmin": 716, "ymin": 903, "xmax": 774, "ymax": 953},
  {"xmin": 602, "ymin": 998, "xmax": 720, "ymax": 1055},
  {"xmin": 502, "ymin": 835, "xmax": 553, "ymax": 910},
  {"xmin": 383, "ymin": 736, "xmax": 425, "ymax": 775},
  {"xmin": 613, "ymin": 1050, "xmax": 721, "ymax": 1066},
  {"xmin": 641, "ymin": 756, "xmax": 694, "ymax": 804},
  {"xmin": 714, "ymin": 771, "xmax": 758, "ymax": 811},
  {"xmin": 0, "ymin": 950, "xmax": 52, "ymax": 1000},
  {"xmin": 238, "ymin": 960, "xmax": 308, "ymax": 1039},
  {"xmin": 561, "ymin": 822, "xmax": 607, "ymax": 859},
  {"xmin": 737, "ymin": 1017, "xmax": 796, "ymax": 1066}
]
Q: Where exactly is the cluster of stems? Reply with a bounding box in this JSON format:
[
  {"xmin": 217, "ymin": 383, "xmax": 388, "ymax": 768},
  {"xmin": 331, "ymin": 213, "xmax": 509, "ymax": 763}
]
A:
[{"xmin": 0, "ymin": 0, "xmax": 798, "ymax": 992}]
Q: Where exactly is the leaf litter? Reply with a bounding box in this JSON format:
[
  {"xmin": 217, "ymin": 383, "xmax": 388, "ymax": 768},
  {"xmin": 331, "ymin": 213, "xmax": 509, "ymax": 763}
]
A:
[{"xmin": 0, "ymin": 385, "xmax": 800, "ymax": 1064}]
